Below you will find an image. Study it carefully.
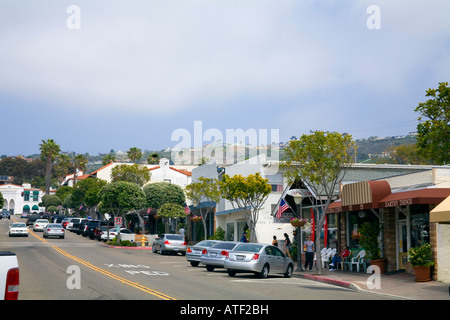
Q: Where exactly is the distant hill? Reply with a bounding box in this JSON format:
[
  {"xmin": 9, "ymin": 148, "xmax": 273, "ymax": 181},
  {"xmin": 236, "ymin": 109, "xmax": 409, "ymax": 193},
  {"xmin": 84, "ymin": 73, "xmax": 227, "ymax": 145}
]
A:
[{"xmin": 355, "ymin": 135, "xmax": 417, "ymax": 162}]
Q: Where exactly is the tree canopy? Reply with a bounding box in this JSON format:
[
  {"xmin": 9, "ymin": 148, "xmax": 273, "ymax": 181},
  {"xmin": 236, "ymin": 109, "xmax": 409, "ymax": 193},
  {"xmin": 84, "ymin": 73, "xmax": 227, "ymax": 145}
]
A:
[
  {"xmin": 415, "ymin": 82, "xmax": 450, "ymax": 164},
  {"xmin": 143, "ymin": 182, "xmax": 186, "ymax": 210}
]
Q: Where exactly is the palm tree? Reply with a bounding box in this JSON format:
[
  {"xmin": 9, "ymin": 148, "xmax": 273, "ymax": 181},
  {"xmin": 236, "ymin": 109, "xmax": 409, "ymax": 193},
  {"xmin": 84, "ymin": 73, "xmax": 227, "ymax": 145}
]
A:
[
  {"xmin": 39, "ymin": 139, "xmax": 61, "ymax": 194},
  {"xmin": 127, "ymin": 147, "xmax": 142, "ymax": 163},
  {"xmin": 73, "ymin": 154, "xmax": 88, "ymax": 185},
  {"xmin": 147, "ymin": 152, "xmax": 160, "ymax": 165},
  {"xmin": 102, "ymin": 154, "xmax": 116, "ymax": 165}
]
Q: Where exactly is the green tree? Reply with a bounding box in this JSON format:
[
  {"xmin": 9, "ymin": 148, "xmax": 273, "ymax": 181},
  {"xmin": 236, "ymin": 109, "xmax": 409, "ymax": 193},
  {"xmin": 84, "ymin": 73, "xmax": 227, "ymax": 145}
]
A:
[
  {"xmin": 147, "ymin": 152, "xmax": 160, "ymax": 165},
  {"xmin": 158, "ymin": 203, "xmax": 186, "ymax": 233},
  {"xmin": 71, "ymin": 178, "xmax": 107, "ymax": 216},
  {"xmin": 219, "ymin": 173, "xmax": 271, "ymax": 243},
  {"xmin": 0, "ymin": 191, "xmax": 3, "ymax": 208},
  {"xmin": 73, "ymin": 154, "xmax": 88, "ymax": 185},
  {"xmin": 102, "ymin": 154, "xmax": 116, "ymax": 165},
  {"xmin": 281, "ymin": 131, "xmax": 357, "ymax": 274},
  {"xmin": 127, "ymin": 147, "xmax": 143, "ymax": 163},
  {"xmin": 143, "ymin": 182, "xmax": 186, "ymax": 210},
  {"xmin": 185, "ymin": 177, "xmax": 221, "ymax": 240},
  {"xmin": 39, "ymin": 139, "xmax": 61, "ymax": 194},
  {"xmin": 111, "ymin": 164, "xmax": 151, "ymax": 186},
  {"xmin": 41, "ymin": 194, "xmax": 62, "ymax": 211},
  {"xmin": 415, "ymin": 82, "xmax": 450, "ymax": 164},
  {"xmin": 98, "ymin": 181, "xmax": 146, "ymax": 242}
]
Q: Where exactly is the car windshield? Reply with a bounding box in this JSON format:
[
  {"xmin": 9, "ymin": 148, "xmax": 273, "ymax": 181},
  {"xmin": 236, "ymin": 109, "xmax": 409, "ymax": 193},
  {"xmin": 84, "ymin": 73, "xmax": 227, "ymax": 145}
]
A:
[
  {"xmin": 234, "ymin": 244, "xmax": 263, "ymax": 253},
  {"xmin": 12, "ymin": 223, "xmax": 26, "ymax": 228},
  {"xmin": 211, "ymin": 242, "xmax": 238, "ymax": 250},
  {"xmin": 166, "ymin": 235, "xmax": 183, "ymax": 240}
]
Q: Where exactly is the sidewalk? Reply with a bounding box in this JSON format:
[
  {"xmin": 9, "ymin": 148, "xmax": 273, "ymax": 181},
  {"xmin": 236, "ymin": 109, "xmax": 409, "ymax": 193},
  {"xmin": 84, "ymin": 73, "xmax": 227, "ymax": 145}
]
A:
[{"xmin": 293, "ymin": 265, "xmax": 450, "ymax": 300}]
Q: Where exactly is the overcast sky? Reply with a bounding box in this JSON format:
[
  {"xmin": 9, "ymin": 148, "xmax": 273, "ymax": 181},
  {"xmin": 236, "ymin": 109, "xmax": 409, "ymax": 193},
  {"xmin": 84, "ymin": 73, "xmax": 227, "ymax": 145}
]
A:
[{"xmin": 1, "ymin": 0, "xmax": 449, "ymax": 156}]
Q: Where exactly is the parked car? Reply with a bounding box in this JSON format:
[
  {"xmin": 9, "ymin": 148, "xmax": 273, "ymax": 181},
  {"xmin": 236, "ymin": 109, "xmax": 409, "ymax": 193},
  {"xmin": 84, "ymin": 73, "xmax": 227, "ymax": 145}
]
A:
[
  {"xmin": 224, "ymin": 243, "xmax": 294, "ymax": 278},
  {"xmin": 76, "ymin": 219, "xmax": 90, "ymax": 235},
  {"xmin": 33, "ymin": 219, "xmax": 49, "ymax": 232},
  {"xmin": 200, "ymin": 241, "xmax": 240, "ymax": 271},
  {"xmin": 1, "ymin": 210, "xmax": 11, "ymax": 220},
  {"xmin": 67, "ymin": 218, "xmax": 82, "ymax": 232},
  {"xmin": 61, "ymin": 218, "xmax": 73, "ymax": 229},
  {"xmin": 100, "ymin": 228, "xmax": 135, "ymax": 242},
  {"xmin": 94, "ymin": 226, "xmax": 110, "ymax": 241},
  {"xmin": 9, "ymin": 223, "xmax": 28, "ymax": 237},
  {"xmin": 85, "ymin": 220, "xmax": 108, "ymax": 239},
  {"xmin": 186, "ymin": 240, "xmax": 222, "ymax": 267},
  {"xmin": 152, "ymin": 234, "xmax": 187, "ymax": 255},
  {"xmin": 43, "ymin": 223, "xmax": 65, "ymax": 239},
  {"xmin": 26, "ymin": 214, "xmax": 40, "ymax": 227},
  {"xmin": 20, "ymin": 212, "xmax": 29, "ymax": 219}
]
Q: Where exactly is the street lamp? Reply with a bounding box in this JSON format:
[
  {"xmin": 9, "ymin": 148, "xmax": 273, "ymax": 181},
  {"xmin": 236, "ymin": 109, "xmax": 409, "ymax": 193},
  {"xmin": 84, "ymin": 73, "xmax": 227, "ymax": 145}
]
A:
[{"xmin": 293, "ymin": 193, "xmax": 303, "ymax": 272}]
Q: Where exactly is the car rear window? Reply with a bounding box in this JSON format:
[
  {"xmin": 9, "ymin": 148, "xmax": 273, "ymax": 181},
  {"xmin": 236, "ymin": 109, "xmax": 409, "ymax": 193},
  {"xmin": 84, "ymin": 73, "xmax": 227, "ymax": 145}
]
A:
[
  {"xmin": 211, "ymin": 242, "xmax": 238, "ymax": 250},
  {"xmin": 166, "ymin": 235, "xmax": 184, "ymax": 240},
  {"xmin": 234, "ymin": 244, "xmax": 263, "ymax": 253}
]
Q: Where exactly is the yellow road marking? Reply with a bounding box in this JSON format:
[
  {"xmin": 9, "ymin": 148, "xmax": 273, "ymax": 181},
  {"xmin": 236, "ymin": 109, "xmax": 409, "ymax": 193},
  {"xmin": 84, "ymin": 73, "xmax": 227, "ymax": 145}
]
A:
[{"xmin": 23, "ymin": 219, "xmax": 176, "ymax": 300}]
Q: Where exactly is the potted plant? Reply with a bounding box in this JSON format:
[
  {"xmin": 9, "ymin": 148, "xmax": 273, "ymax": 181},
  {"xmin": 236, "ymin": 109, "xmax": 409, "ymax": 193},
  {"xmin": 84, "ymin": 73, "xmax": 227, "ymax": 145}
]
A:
[
  {"xmin": 290, "ymin": 217, "xmax": 307, "ymax": 228},
  {"xmin": 408, "ymin": 243, "xmax": 434, "ymax": 282},
  {"xmin": 359, "ymin": 221, "xmax": 386, "ymax": 273},
  {"xmin": 190, "ymin": 215, "xmax": 202, "ymax": 223}
]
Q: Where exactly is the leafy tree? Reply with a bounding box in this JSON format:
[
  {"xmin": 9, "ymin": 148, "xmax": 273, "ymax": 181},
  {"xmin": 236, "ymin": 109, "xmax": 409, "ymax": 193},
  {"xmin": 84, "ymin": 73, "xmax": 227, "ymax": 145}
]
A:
[
  {"xmin": 98, "ymin": 181, "xmax": 146, "ymax": 242},
  {"xmin": 383, "ymin": 144, "xmax": 428, "ymax": 165},
  {"xmin": 158, "ymin": 203, "xmax": 186, "ymax": 233},
  {"xmin": 41, "ymin": 194, "xmax": 62, "ymax": 211},
  {"xmin": 143, "ymin": 182, "xmax": 186, "ymax": 210},
  {"xmin": 111, "ymin": 163, "xmax": 151, "ymax": 186},
  {"xmin": 127, "ymin": 147, "xmax": 143, "ymax": 163},
  {"xmin": 415, "ymin": 82, "xmax": 450, "ymax": 164},
  {"xmin": 281, "ymin": 131, "xmax": 357, "ymax": 274},
  {"xmin": 39, "ymin": 139, "xmax": 61, "ymax": 194},
  {"xmin": 185, "ymin": 177, "xmax": 221, "ymax": 240},
  {"xmin": 53, "ymin": 154, "xmax": 72, "ymax": 183},
  {"xmin": 0, "ymin": 191, "xmax": 3, "ymax": 208},
  {"xmin": 71, "ymin": 178, "xmax": 107, "ymax": 216},
  {"xmin": 219, "ymin": 173, "xmax": 271, "ymax": 243}
]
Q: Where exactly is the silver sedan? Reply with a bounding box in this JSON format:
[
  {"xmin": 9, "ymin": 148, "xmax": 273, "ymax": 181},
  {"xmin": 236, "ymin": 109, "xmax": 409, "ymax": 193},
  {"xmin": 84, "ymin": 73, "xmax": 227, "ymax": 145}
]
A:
[
  {"xmin": 224, "ymin": 243, "xmax": 294, "ymax": 278},
  {"xmin": 186, "ymin": 240, "xmax": 222, "ymax": 267},
  {"xmin": 200, "ymin": 241, "xmax": 240, "ymax": 272},
  {"xmin": 43, "ymin": 223, "xmax": 65, "ymax": 239},
  {"xmin": 152, "ymin": 234, "xmax": 187, "ymax": 255}
]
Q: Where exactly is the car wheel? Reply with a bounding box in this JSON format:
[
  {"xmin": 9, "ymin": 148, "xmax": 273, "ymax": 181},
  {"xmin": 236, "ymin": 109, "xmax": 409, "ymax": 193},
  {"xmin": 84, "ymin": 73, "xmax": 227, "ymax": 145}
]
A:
[
  {"xmin": 190, "ymin": 261, "xmax": 200, "ymax": 267},
  {"xmin": 227, "ymin": 270, "xmax": 236, "ymax": 277},
  {"xmin": 284, "ymin": 264, "xmax": 293, "ymax": 278},
  {"xmin": 152, "ymin": 247, "xmax": 156, "ymax": 253},
  {"xmin": 159, "ymin": 247, "xmax": 164, "ymax": 255},
  {"xmin": 206, "ymin": 265, "xmax": 215, "ymax": 272},
  {"xmin": 258, "ymin": 264, "xmax": 269, "ymax": 278}
]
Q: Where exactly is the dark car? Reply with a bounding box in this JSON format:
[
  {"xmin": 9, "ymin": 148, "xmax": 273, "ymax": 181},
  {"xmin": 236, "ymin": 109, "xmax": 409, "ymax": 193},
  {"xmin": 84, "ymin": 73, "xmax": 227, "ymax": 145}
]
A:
[
  {"xmin": 26, "ymin": 214, "xmax": 40, "ymax": 226},
  {"xmin": 1, "ymin": 210, "xmax": 11, "ymax": 219},
  {"xmin": 85, "ymin": 220, "xmax": 108, "ymax": 239},
  {"xmin": 67, "ymin": 218, "xmax": 82, "ymax": 232},
  {"xmin": 76, "ymin": 219, "xmax": 90, "ymax": 235}
]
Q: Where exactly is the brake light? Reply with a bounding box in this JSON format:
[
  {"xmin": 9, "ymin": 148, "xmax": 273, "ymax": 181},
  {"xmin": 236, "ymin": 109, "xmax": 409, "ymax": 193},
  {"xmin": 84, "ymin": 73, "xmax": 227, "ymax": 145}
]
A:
[
  {"xmin": 47, "ymin": 228, "xmax": 51, "ymax": 231},
  {"xmin": 252, "ymin": 254, "xmax": 260, "ymax": 260},
  {"xmin": 164, "ymin": 241, "xmax": 171, "ymax": 245},
  {"xmin": 202, "ymin": 249, "xmax": 207, "ymax": 255},
  {"xmin": 221, "ymin": 250, "xmax": 228, "ymax": 256},
  {"xmin": 187, "ymin": 248, "xmax": 192, "ymax": 253},
  {"xmin": 5, "ymin": 268, "xmax": 19, "ymax": 300},
  {"xmin": 182, "ymin": 241, "xmax": 187, "ymax": 245}
]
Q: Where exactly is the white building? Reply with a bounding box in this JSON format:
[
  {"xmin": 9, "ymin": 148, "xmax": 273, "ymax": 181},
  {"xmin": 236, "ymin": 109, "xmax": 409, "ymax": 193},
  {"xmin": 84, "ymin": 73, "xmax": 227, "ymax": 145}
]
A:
[{"xmin": 1, "ymin": 183, "xmax": 45, "ymax": 215}]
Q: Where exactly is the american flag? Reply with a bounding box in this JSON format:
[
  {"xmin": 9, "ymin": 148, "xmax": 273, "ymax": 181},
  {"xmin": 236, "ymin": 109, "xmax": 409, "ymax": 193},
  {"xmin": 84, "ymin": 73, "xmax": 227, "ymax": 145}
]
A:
[{"xmin": 276, "ymin": 199, "xmax": 289, "ymax": 219}]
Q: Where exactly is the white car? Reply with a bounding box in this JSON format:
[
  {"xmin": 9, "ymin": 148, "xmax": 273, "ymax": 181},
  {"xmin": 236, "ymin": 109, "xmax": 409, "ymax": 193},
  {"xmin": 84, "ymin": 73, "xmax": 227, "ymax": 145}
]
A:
[
  {"xmin": 101, "ymin": 228, "xmax": 135, "ymax": 242},
  {"xmin": 9, "ymin": 223, "xmax": 29, "ymax": 237},
  {"xmin": 33, "ymin": 219, "xmax": 49, "ymax": 232}
]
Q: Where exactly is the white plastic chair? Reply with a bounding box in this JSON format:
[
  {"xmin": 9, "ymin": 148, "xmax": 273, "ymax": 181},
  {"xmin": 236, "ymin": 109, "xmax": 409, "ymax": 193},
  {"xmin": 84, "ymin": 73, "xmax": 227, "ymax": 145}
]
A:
[
  {"xmin": 322, "ymin": 248, "xmax": 332, "ymax": 268},
  {"xmin": 351, "ymin": 250, "xmax": 366, "ymax": 272}
]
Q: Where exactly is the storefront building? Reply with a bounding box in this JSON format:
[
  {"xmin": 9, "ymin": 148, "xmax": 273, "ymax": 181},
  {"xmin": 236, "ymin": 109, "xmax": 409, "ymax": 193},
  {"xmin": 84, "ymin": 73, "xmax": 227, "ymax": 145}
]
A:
[{"xmin": 327, "ymin": 180, "xmax": 450, "ymax": 280}]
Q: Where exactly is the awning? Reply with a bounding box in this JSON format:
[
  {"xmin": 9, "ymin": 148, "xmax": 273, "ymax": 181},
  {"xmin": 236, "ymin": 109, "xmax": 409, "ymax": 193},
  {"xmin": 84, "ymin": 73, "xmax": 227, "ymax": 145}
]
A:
[
  {"xmin": 430, "ymin": 195, "xmax": 450, "ymax": 224},
  {"xmin": 379, "ymin": 188, "xmax": 450, "ymax": 208}
]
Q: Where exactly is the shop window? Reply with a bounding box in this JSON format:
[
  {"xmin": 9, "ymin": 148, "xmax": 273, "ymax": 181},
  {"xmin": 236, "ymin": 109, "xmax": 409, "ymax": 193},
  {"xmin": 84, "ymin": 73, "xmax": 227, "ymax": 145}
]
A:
[
  {"xmin": 347, "ymin": 210, "xmax": 377, "ymax": 248},
  {"xmin": 410, "ymin": 205, "xmax": 430, "ymax": 247}
]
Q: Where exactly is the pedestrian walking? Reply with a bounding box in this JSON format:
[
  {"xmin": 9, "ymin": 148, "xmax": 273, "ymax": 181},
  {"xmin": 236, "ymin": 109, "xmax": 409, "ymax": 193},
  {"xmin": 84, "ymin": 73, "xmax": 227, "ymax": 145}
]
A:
[
  {"xmin": 283, "ymin": 233, "xmax": 292, "ymax": 258},
  {"xmin": 304, "ymin": 235, "xmax": 314, "ymax": 271}
]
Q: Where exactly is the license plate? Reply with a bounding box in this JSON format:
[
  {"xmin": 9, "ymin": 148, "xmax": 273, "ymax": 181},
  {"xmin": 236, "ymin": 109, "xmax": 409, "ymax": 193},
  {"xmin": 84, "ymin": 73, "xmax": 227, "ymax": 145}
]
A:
[
  {"xmin": 210, "ymin": 252, "xmax": 217, "ymax": 257},
  {"xmin": 236, "ymin": 255, "xmax": 245, "ymax": 260}
]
